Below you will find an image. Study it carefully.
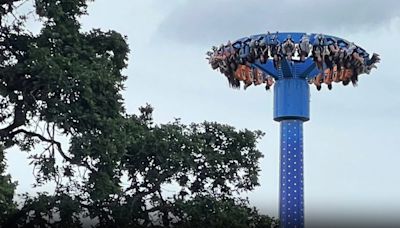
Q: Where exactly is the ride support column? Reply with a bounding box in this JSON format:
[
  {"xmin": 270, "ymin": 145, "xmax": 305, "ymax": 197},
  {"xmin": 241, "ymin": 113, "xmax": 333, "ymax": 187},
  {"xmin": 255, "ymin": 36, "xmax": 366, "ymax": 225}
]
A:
[{"xmin": 274, "ymin": 78, "xmax": 309, "ymax": 228}]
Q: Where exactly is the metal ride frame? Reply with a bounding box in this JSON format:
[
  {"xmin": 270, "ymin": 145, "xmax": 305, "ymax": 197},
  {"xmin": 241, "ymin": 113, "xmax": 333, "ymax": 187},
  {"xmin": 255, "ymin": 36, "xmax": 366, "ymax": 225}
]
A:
[{"xmin": 207, "ymin": 32, "xmax": 379, "ymax": 228}]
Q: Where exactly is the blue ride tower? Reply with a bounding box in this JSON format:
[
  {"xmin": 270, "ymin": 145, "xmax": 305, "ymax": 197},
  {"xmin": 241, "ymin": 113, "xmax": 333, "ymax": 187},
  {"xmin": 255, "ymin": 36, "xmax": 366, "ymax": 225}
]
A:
[
  {"xmin": 207, "ymin": 32, "xmax": 379, "ymax": 228},
  {"xmin": 273, "ymin": 63, "xmax": 310, "ymax": 228}
]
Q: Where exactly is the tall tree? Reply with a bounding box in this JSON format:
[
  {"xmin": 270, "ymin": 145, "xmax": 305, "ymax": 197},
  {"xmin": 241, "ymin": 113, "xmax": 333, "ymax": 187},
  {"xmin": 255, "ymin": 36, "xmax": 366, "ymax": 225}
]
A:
[{"xmin": 0, "ymin": 1, "xmax": 276, "ymax": 227}]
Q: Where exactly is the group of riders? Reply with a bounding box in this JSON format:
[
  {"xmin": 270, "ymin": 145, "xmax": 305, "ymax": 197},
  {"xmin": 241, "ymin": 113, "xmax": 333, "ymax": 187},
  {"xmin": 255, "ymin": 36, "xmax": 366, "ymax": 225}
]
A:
[{"xmin": 207, "ymin": 32, "xmax": 380, "ymax": 90}]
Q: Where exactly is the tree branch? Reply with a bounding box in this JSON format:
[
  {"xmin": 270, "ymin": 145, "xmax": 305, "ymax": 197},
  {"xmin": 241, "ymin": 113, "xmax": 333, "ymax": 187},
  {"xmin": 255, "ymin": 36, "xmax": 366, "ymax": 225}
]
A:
[
  {"xmin": 0, "ymin": 102, "xmax": 26, "ymax": 137},
  {"xmin": 10, "ymin": 128, "xmax": 96, "ymax": 172}
]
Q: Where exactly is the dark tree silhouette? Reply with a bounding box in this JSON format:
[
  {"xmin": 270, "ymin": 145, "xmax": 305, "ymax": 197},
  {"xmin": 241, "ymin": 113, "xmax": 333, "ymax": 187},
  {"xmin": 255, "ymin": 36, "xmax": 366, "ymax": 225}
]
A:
[{"xmin": 0, "ymin": 1, "xmax": 276, "ymax": 227}]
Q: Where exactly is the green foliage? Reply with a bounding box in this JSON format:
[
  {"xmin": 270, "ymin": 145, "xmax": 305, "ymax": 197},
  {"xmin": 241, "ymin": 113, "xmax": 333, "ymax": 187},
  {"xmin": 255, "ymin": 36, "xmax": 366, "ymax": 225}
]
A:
[
  {"xmin": 0, "ymin": 147, "xmax": 17, "ymax": 224},
  {"xmin": 0, "ymin": 0, "xmax": 276, "ymax": 227},
  {"xmin": 175, "ymin": 195, "xmax": 276, "ymax": 228}
]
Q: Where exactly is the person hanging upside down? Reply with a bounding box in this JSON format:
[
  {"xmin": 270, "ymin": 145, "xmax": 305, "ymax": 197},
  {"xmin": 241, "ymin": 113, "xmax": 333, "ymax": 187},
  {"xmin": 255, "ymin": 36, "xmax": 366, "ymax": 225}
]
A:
[
  {"xmin": 323, "ymin": 68, "xmax": 333, "ymax": 90},
  {"xmin": 254, "ymin": 68, "xmax": 264, "ymax": 85},
  {"xmin": 332, "ymin": 65, "xmax": 340, "ymax": 83},
  {"xmin": 244, "ymin": 67, "xmax": 255, "ymax": 89},
  {"xmin": 298, "ymin": 34, "xmax": 311, "ymax": 61},
  {"xmin": 313, "ymin": 73, "xmax": 323, "ymax": 91},
  {"xmin": 264, "ymin": 75, "xmax": 275, "ymax": 91},
  {"xmin": 342, "ymin": 68, "xmax": 353, "ymax": 86}
]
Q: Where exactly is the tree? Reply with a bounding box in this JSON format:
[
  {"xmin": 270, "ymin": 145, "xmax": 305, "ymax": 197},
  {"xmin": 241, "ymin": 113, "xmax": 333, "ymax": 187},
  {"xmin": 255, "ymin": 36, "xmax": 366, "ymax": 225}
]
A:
[
  {"xmin": 0, "ymin": 0, "xmax": 276, "ymax": 227},
  {"xmin": 0, "ymin": 147, "xmax": 17, "ymax": 224},
  {"xmin": 175, "ymin": 196, "xmax": 276, "ymax": 228}
]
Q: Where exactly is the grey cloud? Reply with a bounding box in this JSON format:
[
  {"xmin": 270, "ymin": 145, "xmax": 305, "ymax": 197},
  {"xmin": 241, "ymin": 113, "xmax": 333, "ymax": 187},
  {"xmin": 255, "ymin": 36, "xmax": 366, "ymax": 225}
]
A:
[{"xmin": 156, "ymin": 0, "xmax": 400, "ymax": 45}]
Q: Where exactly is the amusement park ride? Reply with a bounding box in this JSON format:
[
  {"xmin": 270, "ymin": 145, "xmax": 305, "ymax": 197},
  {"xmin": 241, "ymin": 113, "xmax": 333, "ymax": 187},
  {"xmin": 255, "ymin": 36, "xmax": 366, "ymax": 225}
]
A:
[{"xmin": 206, "ymin": 32, "xmax": 380, "ymax": 228}]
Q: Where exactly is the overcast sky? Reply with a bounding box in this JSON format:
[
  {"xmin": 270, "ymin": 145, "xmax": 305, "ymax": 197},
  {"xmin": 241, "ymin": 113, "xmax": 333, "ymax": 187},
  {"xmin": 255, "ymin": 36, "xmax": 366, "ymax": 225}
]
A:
[{"xmin": 6, "ymin": 0, "xmax": 400, "ymax": 225}]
